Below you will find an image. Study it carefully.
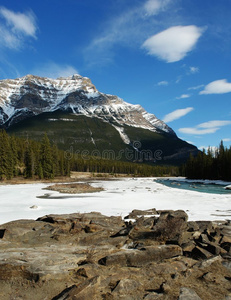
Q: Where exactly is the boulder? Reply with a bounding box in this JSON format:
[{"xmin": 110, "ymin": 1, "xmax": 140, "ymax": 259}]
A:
[
  {"xmin": 1, "ymin": 208, "xmax": 231, "ymax": 300},
  {"xmin": 191, "ymin": 246, "xmax": 213, "ymax": 260},
  {"xmin": 124, "ymin": 208, "xmax": 158, "ymax": 219},
  {"xmin": 220, "ymin": 235, "xmax": 231, "ymax": 253},
  {"xmin": 52, "ymin": 276, "xmax": 101, "ymax": 300},
  {"xmin": 178, "ymin": 287, "xmax": 202, "ymax": 300},
  {"xmin": 98, "ymin": 245, "xmax": 182, "ymax": 267},
  {"xmin": 112, "ymin": 278, "xmax": 142, "ymax": 298},
  {"xmin": 151, "ymin": 210, "xmax": 188, "ymax": 243}
]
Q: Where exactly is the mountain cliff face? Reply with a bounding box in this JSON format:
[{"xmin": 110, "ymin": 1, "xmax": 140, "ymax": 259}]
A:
[
  {"xmin": 0, "ymin": 74, "xmax": 174, "ymax": 135},
  {"xmin": 0, "ymin": 74, "xmax": 197, "ymax": 164}
]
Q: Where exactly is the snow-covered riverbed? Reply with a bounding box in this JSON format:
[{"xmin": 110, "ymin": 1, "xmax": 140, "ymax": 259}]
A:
[{"xmin": 0, "ymin": 177, "xmax": 231, "ymax": 225}]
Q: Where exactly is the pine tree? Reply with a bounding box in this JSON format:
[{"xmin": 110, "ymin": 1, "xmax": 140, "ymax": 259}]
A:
[
  {"xmin": 37, "ymin": 162, "xmax": 44, "ymax": 179},
  {"xmin": 40, "ymin": 133, "xmax": 54, "ymax": 179},
  {"xmin": 10, "ymin": 136, "xmax": 19, "ymax": 176},
  {"xmin": 24, "ymin": 146, "xmax": 35, "ymax": 178},
  {"xmin": 52, "ymin": 144, "xmax": 60, "ymax": 177},
  {"xmin": 0, "ymin": 130, "xmax": 14, "ymax": 180}
]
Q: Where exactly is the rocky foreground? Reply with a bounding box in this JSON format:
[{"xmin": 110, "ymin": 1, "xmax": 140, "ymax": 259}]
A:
[{"xmin": 0, "ymin": 209, "xmax": 230, "ymax": 300}]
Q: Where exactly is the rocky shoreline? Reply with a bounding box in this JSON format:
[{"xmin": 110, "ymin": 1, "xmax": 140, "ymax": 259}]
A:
[{"xmin": 0, "ymin": 209, "xmax": 230, "ymax": 299}]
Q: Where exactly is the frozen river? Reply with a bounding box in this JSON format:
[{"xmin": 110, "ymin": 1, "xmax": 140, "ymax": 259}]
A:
[{"xmin": 0, "ymin": 177, "xmax": 231, "ymax": 225}]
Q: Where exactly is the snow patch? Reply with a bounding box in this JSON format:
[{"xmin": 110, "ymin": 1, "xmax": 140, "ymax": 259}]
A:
[
  {"xmin": 0, "ymin": 178, "xmax": 231, "ymax": 225},
  {"xmin": 48, "ymin": 118, "xmax": 75, "ymax": 122},
  {"xmin": 0, "ymin": 74, "xmax": 174, "ymax": 136},
  {"xmin": 112, "ymin": 125, "xmax": 130, "ymax": 144}
]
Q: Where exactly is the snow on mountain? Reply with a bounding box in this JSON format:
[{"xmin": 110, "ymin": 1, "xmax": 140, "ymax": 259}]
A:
[{"xmin": 0, "ymin": 74, "xmax": 175, "ymax": 135}]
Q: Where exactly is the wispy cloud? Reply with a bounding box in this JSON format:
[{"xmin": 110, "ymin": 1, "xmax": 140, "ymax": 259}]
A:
[
  {"xmin": 179, "ymin": 120, "xmax": 231, "ymax": 135},
  {"xmin": 189, "ymin": 66, "xmax": 199, "ymax": 74},
  {"xmin": 198, "ymin": 120, "xmax": 231, "ymax": 129},
  {"xmin": 0, "ymin": 7, "xmax": 37, "ymax": 37},
  {"xmin": 163, "ymin": 107, "xmax": 194, "ymax": 123},
  {"xmin": 0, "ymin": 7, "xmax": 37, "ymax": 50},
  {"xmin": 0, "ymin": 56, "xmax": 21, "ymax": 78},
  {"xmin": 223, "ymin": 138, "xmax": 231, "ymax": 142},
  {"xmin": 200, "ymin": 79, "xmax": 231, "ymax": 95},
  {"xmin": 188, "ymin": 84, "xmax": 204, "ymax": 91},
  {"xmin": 142, "ymin": 25, "xmax": 204, "ymax": 63},
  {"xmin": 176, "ymin": 94, "xmax": 191, "ymax": 99},
  {"xmin": 157, "ymin": 80, "xmax": 168, "ymax": 86},
  {"xmin": 144, "ymin": 0, "xmax": 171, "ymax": 16},
  {"xmin": 0, "ymin": 26, "xmax": 20, "ymax": 49},
  {"xmin": 175, "ymin": 76, "xmax": 182, "ymax": 84},
  {"xmin": 180, "ymin": 128, "xmax": 219, "ymax": 135},
  {"xmin": 84, "ymin": 0, "xmax": 173, "ymax": 66},
  {"xmin": 31, "ymin": 62, "xmax": 79, "ymax": 79}
]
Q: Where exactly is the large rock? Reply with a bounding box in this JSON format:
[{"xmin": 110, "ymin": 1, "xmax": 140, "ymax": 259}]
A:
[
  {"xmin": 128, "ymin": 210, "xmax": 188, "ymax": 244},
  {"xmin": 53, "ymin": 276, "xmax": 102, "ymax": 300},
  {"xmin": 124, "ymin": 208, "xmax": 158, "ymax": 219},
  {"xmin": 0, "ymin": 209, "xmax": 231, "ymax": 300},
  {"xmin": 178, "ymin": 287, "xmax": 202, "ymax": 300},
  {"xmin": 98, "ymin": 245, "xmax": 183, "ymax": 267}
]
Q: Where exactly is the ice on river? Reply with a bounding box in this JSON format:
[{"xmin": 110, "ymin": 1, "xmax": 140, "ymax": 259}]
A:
[{"xmin": 0, "ymin": 177, "xmax": 230, "ymax": 225}]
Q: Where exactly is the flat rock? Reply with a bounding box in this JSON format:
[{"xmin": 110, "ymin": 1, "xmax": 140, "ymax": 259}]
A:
[
  {"xmin": 0, "ymin": 209, "xmax": 231, "ymax": 300},
  {"xmin": 98, "ymin": 245, "xmax": 183, "ymax": 267},
  {"xmin": 125, "ymin": 208, "xmax": 158, "ymax": 219},
  {"xmin": 178, "ymin": 287, "xmax": 202, "ymax": 300}
]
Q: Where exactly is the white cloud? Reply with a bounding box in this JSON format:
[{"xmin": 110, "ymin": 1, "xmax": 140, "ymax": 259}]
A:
[
  {"xmin": 176, "ymin": 94, "xmax": 191, "ymax": 99},
  {"xmin": 189, "ymin": 66, "xmax": 199, "ymax": 74},
  {"xmin": 0, "ymin": 7, "xmax": 37, "ymax": 50},
  {"xmin": 157, "ymin": 80, "xmax": 168, "ymax": 86},
  {"xmin": 0, "ymin": 7, "xmax": 37, "ymax": 37},
  {"xmin": 175, "ymin": 76, "xmax": 182, "ymax": 84},
  {"xmin": 144, "ymin": 0, "xmax": 171, "ymax": 16},
  {"xmin": 163, "ymin": 107, "xmax": 194, "ymax": 123},
  {"xmin": 179, "ymin": 127, "xmax": 219, "ymax": 135},
  {"xmin": 223, "ymin": 138, "xmax": 231, "ymax": 142},
  {"xmin": 179, "ymin": 120, "xmax": 231, "ymax": 135},
  {"xmin": 142, "ymin": 25, "xmax": 203, "ymax": 63},
  {"xmin": 198, "ymin": 120, "xmax": 231, "ymax": 129},
  {"xmin": 188, "ymin": 84, "xmax": 204, "ymax": 90},
  {"xmin": 200, "ymin": 79, "xmax": 231, "ymax": 95},
  {"xmin": 31, "ymin": 62, "xmax": 79, "ymax": 79},
  {"xmin": 0, "ymin": 26, "xmax": 20, "ymax": 49},
  {"xmin": 84, "ymin": 0, "xmax": 173, "ymax": 66}
]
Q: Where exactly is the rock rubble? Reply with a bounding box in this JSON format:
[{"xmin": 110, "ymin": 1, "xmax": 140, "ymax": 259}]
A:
[{"xmin": 0, "ymin": 209, "xmax": 230, "ymax": 299}]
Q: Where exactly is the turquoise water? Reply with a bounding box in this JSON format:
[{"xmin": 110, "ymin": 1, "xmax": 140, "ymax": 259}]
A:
[{"xmin": 155, "ymin": 179, "xmax": 231, "ymax": 195}]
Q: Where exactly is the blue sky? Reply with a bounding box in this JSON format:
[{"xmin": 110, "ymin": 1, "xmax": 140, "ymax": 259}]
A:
[{"xmin": 0, "ymin": 0, "xmax": 231, "ymax": 150}]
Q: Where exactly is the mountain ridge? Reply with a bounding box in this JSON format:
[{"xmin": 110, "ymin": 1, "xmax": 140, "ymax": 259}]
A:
[
  {"xmin": 0, "ymin": 74, "xmax": 198, "ymax": 164},
  {"xmin": 0, "ymin": 74, "xmax": 174, "ymax": 136}
]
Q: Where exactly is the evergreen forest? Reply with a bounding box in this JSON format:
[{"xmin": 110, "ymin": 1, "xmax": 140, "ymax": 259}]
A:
[
  {"xmin": 1, "ymin": 130, "xmax": 230, "ymax": 181},
  {"xmin": 182, "ymin": 141, "xmax": 231, "ymax": 181},
  {"xmin": 0, "ymin": 130, "xmax": 179, "ymax": 180}
]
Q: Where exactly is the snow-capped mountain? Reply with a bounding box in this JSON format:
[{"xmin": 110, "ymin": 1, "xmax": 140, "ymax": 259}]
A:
[
  {"xmin": 0, "ymin": 74, "xmax": 174, "ymax": 136},
  {"xmin": 0, "ymin": 74, "xmax": 198, "ymax": 164}
]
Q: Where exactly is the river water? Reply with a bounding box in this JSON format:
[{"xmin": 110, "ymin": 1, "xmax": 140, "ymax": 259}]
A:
[{"xmin": 155, "ymin": 178, "xmax": 231, "ymax": 195}]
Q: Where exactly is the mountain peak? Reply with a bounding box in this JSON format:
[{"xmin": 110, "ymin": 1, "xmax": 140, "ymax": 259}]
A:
[
  {"xmin": 0, "ymin": 74, "xmax": 175, "ymax": 136},
  {"xmin": 57, "ymin": 74, "xmax": 82, "ymax": 80}
]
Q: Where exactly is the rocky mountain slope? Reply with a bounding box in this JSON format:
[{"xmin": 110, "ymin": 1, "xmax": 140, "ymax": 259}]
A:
[
  {"xmin": 0, "ymin": 74, "xmax": 198, "ymax": 163},
  {"xmin": 0, "ymin": 74, "xmax": 173, "ymax": 133}
]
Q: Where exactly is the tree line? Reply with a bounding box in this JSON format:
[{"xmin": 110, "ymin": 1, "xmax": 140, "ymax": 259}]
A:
[
  {"xmin": 0, "ymin": 130, "xmax": 180, "ymax": 180},
  {"xmin": 182, "ymin": 141, "xmax": 231, "ymax": 181},
  {"xmin": 0, "ymin": 130, "xmax": 70, "ymax": 180}
]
